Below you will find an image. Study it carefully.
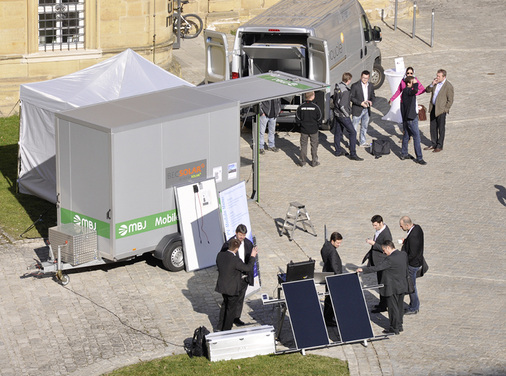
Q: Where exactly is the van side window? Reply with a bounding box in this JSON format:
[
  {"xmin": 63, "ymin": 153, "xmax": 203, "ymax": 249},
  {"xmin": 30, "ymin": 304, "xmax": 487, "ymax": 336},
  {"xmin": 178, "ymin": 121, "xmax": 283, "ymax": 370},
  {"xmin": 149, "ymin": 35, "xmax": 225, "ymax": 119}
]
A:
[{"xmin": 361, "ymin": 15, "xmax": 372, "ymax": 42}]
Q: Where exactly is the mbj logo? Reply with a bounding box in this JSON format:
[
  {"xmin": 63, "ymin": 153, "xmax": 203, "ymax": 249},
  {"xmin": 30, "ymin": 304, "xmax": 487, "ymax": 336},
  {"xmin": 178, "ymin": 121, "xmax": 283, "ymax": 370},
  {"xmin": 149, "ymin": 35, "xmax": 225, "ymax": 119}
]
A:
[
  {"xmin": 74, "ymin": 214, "xmax": 96, "ymax": 230},
  {"xmin": 155, "ymin": 212, "xmax": 177, "ymax": 227},
  {"xmin": 118, "ymin": 221, "xmax": 147, "ymax": 237}
]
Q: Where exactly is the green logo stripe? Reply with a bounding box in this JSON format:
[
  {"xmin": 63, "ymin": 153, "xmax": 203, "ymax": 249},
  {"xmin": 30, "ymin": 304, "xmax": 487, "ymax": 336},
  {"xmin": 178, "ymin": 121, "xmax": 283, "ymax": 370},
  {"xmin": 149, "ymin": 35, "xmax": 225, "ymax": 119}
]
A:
[
  {"xmin": 260, "ymin": 74, "xmax": 313, "ymax": 90},
  {"xmin": 60, "ymin": 208, "xmax": 111, "ymax": 239},
  {"xmin": 115, "ymin": 209, "xmax": 178, "ymax": 238}
]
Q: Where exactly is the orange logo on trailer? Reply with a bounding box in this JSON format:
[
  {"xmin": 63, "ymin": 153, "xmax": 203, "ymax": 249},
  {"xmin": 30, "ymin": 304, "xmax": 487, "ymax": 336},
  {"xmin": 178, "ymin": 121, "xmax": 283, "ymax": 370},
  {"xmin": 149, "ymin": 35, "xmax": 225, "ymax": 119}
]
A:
[
  {"xmin": 166, "ymin": 159, "xmax": 207, "ymax": 188},
  {"xmin": 179, "ymin": 163, "xmax": 205, "ymax": 178}
]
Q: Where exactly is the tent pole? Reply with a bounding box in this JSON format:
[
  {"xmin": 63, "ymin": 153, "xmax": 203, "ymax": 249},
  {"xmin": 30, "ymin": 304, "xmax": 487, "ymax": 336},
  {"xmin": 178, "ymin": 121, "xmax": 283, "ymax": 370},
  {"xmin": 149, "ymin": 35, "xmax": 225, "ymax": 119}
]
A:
[{"xmin": 152, "ymin": 0, "xmax": 156, "ymax": 63}]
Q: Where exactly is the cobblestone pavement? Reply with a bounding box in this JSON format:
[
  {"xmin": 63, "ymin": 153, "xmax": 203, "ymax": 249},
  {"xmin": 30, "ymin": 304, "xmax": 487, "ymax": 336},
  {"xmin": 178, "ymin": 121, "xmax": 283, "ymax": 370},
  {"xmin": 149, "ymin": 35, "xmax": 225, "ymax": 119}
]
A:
[{"xmin": 1, "ymin": 0, "xmax": 505, "ymax": 375}]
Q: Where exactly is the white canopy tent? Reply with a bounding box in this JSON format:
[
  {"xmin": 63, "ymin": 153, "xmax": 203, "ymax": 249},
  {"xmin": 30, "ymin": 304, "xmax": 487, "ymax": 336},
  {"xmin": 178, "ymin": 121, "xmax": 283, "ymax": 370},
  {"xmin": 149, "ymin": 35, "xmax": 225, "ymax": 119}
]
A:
[{"xmin": 18, "ymin": 49, "xmax": 193, "ymax": 203}]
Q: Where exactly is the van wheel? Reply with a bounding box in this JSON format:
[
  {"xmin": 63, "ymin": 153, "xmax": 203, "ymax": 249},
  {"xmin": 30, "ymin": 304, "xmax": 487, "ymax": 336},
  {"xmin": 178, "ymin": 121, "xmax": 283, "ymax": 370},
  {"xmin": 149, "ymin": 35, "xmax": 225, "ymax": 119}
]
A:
[
  {"xmin": 371, "ymin": 64, "xmax": 385, "ymax": 90},
  {"xmin": 162, "ymin": 241, "xmax": 185, "ymax": 271}
]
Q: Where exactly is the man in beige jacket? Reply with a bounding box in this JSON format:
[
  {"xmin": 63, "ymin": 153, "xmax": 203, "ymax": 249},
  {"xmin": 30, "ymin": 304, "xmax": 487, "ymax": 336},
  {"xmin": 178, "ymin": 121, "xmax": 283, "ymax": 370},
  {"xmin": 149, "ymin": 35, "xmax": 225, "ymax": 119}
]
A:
[{"xmin": 424, "ymin": 69, "xmax": 454, "ymax": 152}]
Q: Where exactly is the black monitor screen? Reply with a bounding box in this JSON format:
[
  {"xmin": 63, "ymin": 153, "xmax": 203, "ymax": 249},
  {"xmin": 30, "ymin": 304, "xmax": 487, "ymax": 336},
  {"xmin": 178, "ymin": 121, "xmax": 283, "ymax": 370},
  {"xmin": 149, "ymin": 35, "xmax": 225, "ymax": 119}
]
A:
[{"xmin": 285, "ymin": 259, "xmax": 315, "ymax": 282}]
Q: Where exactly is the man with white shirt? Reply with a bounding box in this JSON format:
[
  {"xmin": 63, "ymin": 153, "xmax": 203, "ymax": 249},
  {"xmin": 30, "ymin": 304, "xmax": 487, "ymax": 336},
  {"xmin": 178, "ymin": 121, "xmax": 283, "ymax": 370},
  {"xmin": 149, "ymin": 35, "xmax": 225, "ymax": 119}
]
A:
[
  {"xmin": 350, "ymin": 70, "xmax": 376, "ymax": 147},
  {"xmin": 363, "ymin": 215, "xmax": 392, "ymax": 313},
  {"xmin": 219, "ymin": 224, "xmax": 256, "ymax": 327},
  {"xmin": 424, "ymin": 69, "xmax": 454, "ymax": 152}
]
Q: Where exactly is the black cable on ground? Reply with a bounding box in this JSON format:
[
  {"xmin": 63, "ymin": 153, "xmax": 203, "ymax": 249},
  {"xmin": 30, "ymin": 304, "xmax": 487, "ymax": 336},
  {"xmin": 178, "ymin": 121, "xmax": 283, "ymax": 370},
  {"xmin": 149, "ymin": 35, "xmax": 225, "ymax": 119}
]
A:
[{"xmin": 62, "ymin": 285, "xmax": 184, "ymax": 348}]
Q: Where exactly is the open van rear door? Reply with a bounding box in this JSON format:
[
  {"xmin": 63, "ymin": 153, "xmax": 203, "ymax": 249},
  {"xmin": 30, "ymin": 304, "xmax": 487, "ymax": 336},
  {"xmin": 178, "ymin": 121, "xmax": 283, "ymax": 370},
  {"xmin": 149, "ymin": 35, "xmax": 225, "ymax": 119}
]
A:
[
  {"xmin": 204, "ymin": 30, "xmax": 229, "ymax": 84},
  {"xmin": 307, "ymin": 37, "xmax": 330, "ymax": 85},
  {"xmin": 307, "ymin": 37, "xmax": 331, "ymax": 127}
]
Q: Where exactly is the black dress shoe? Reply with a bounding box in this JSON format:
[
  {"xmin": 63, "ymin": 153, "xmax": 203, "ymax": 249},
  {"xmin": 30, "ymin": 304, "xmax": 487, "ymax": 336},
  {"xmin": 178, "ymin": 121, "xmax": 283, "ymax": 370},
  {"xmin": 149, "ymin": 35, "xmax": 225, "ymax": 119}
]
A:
[
  {"xmin": 415, "ymin": 159, "xmax": 427, "ymax": 165},
  {"xmin": 233, "ymin": 318, "xmax": 246, "ymax": 326},
  {"xmin": 382, "ymin": 329, "xmax": 399, "ymax": 335},
  {"xmin": 400, "ymin": 154, "xmax": 408, "ymax": 160},
  {"xmin": 371, "ymin": 307, "xmax": 387, "ymax": 313},
  {"xmin": 404, "ymin": 309, "xmax": 419, "ymax": 315},
  {"xmin": 335, "ymin": 150, "xmax": 346, "ymax": 157},
  {"xmin": 349, "ymin": 155, "xmax": 364, "ymax": 161}
]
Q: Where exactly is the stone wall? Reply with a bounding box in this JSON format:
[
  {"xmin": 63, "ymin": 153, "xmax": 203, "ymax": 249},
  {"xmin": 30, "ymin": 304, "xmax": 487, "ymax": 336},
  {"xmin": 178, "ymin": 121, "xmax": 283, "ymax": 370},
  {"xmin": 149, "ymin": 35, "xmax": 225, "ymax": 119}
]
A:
[
  {"xmin": 0, "ymin": 0, "xmax": 415, "ymax": 116},
  {"xmin": 0, "ymin": 0, "xmax": 174, "ymax": 116}
]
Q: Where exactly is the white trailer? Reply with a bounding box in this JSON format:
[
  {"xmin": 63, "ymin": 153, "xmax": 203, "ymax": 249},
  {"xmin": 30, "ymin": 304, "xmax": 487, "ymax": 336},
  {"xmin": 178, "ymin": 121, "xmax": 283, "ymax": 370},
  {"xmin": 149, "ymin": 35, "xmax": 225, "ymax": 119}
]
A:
[{"xmin": 33, "ymin": 72, "xmax": 328, "ymax": 284}]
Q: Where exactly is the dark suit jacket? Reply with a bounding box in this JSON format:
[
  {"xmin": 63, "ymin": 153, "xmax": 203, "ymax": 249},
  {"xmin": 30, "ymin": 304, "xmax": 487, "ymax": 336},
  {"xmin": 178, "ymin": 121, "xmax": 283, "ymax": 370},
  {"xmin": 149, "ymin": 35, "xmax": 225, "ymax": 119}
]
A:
[
  {"xmin": 350, "ymin": 80, "xmax": 376, "ymax": 117},
  {"xmin": 320, "ymin": 241, "xmax": 342, "ymax": 274},
  {"xmin": 401, "ymin": 224, "xmax": 424, "ymax": 267},
  {"xmin": 220, "ymin": 236, "xmax": 254, "ymax": 286},
  {"xmin": 369, "ymin": 225, "xmax": 392, "ymax": 267},
  {"xmin": 425, "ymin": 80, "xmax": 454, "ymax": 117},
  {"xmin": 362, "ymin": 249, "xmax": 408, "ymax": 296},
  {"xmin": 401, "ymin": 83, "xmax": 419, "ymax": 121},
  {"xmin": 215, "ymin": 251, "xmax": 255, "ymax": 296}
]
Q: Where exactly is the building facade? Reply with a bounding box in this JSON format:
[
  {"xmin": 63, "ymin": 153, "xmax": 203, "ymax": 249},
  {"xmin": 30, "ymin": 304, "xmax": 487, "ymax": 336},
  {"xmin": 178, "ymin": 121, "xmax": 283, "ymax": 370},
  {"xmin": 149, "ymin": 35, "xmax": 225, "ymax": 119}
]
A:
[
  {"xmin": 0, "ymin": 0, "xmax": 175, "ymax": 116},
  {"xmin": 1, "ymin": 0, "xmax": 397, "ymax": 116}
]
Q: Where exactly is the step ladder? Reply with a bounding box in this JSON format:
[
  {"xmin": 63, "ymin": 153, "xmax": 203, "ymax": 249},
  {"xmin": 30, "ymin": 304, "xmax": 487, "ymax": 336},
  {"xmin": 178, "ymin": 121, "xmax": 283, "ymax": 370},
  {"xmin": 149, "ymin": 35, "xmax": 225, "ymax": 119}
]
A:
[{"xmin": 282, "ymin": 202, "xmax": 317, "ymax": 241}]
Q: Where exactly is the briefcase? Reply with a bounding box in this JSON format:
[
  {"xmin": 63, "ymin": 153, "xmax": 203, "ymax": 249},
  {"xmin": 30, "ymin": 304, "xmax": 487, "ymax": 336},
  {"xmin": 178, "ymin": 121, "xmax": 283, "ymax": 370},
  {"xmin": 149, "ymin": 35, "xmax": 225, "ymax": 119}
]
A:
[
  {"xmin": 418, "ymin": 105, "xmax": 427, "ymax": 121},
  {"xmin": 206, "ymin": 325, "xmax": 276, "ymax": 361},
  {"xmin": 372, "ymin": 139, "xmax": 391, "ymax": 158}
]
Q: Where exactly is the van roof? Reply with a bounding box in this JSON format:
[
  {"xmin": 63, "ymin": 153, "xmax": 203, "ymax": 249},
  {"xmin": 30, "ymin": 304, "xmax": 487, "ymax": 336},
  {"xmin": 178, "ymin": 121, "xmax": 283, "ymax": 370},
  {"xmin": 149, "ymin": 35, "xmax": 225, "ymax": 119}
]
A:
[{"xmin": 242, "ymin": 0, "xmax": 351, "ymax": 29}]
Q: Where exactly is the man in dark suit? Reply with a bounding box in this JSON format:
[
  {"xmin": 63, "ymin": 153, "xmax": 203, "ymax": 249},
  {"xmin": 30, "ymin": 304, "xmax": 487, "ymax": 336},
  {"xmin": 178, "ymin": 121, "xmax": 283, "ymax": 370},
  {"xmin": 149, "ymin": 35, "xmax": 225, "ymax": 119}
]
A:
[
  {"xmin": 363, "ymin": 215, "xmax": 392, "ymax": 313},
  {"xmin": 350, "ymin": 70, "xmax": 376, "ymax": 147},
  {"xmin": 215, "ymin": 238, "xmax": 257, "ymax": 331},
  {"xmin": 320, "ymin": 231, "xmax": 343, "ymax": 326},
  {"xmin": 399, "ymin": 216, "xmax": 424, "ymax": 315},
  {"xmin": 424, "ymin": 69, "xmax": 454, "ymax": 153},
  {"xmin": 358, "ymin": 240, "xmax": 409, "ymax": 335},
  {"xmin": 219, "ymin": 224, "xmax": 255, "ymax": 327}
]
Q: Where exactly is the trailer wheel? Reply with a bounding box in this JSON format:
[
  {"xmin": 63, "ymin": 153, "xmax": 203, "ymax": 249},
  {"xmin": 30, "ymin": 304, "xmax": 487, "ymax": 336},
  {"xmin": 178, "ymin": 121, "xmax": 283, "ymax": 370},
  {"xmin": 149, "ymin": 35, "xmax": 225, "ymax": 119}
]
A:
[
  {"xmin": 60, "ymin": 274, "xmax": 70, "ymax": 286},
  {"xmin": 162, "ymin": 241, "xmax": 184, "ymax": 271},
  {"xmin": 371, "ymin": 63, "xmax": 385, "ymax": 90}
]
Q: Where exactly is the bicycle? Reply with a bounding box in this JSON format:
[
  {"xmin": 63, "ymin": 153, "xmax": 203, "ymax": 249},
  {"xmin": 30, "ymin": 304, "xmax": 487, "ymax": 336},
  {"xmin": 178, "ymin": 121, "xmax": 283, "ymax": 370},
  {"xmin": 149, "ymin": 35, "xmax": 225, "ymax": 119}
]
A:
[{"xmin": 173, "ymin": 0, "xmax": 203, "ymax": 39}]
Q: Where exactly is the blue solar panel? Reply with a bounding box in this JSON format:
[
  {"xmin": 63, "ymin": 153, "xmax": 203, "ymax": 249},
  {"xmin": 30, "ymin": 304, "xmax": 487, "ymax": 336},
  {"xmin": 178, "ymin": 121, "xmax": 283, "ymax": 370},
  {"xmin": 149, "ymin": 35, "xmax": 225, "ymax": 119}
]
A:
[
  {"xmin": 282, "ymin": 279, "xmax": 329, "ymax": 349},
  {"xmin": 326, "ymin": 273, "xmax": 374, "ymax": 342}
]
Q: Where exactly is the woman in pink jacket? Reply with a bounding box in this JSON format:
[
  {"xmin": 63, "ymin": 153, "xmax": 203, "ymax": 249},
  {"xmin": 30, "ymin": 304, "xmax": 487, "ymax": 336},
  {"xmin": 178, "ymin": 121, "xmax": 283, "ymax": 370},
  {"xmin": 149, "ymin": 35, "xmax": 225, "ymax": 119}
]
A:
[{"xmin": 389, "ymin": 67, "xmax": 425, "ymax": 105}]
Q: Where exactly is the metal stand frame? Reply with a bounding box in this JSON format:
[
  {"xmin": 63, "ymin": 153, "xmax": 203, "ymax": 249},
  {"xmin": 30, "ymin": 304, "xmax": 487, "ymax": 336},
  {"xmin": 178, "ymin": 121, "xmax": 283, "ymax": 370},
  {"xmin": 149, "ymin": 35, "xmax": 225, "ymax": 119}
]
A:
[
  {"xmin": 282, "ymin": 202, "xmax": 317, "ymax": 240},
  {"xmin": 261, "ymin": 276, "xmax": 388, "ymax": 355}
]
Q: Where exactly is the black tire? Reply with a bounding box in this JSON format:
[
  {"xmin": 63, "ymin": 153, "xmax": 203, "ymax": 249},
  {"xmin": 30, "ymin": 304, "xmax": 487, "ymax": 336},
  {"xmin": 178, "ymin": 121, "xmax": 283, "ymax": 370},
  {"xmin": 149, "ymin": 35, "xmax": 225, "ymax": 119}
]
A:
[
  {"xmin": 180, "ymin": 14, "xmax": 203, "ymax": 39},
  {"xmin": 371, "ymin": 63, "xmax": 385, "ymax": 90},
  {"xmin": 162, "ymin": 241, "xmax": 185, "ymax": 271}
]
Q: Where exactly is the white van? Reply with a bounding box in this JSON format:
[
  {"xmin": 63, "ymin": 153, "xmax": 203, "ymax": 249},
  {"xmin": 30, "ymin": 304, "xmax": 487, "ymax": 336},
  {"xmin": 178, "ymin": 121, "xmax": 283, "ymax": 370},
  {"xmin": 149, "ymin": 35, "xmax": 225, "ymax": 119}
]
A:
[{"xmin": 204, "ymin": 0, "xmax": 384, "ymax": 127}]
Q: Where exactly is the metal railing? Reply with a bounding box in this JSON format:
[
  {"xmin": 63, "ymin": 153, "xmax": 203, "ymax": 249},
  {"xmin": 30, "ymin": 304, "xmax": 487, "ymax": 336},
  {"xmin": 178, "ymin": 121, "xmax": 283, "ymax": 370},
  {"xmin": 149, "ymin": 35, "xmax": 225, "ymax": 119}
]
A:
[{"xmin": 382, "ymin": 0, "xmax": 435, "ymax": 48}]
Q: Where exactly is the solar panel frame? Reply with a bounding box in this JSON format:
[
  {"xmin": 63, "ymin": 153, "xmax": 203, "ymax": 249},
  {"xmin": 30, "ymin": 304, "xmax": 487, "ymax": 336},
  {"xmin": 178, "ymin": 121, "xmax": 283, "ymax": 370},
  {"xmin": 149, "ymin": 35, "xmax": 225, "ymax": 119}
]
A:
[
  {"xmin": 282, "ymin": 279, "xmax": 330, "ymax": 349},
  {"xmin": 326, "ymin": 273, "xmax": 374, "ymax": 343}
]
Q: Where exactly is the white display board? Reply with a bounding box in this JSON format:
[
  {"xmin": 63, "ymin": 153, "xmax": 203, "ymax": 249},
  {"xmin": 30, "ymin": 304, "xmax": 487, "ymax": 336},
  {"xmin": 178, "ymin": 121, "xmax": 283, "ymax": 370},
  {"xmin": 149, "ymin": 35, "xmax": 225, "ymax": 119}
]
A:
[
  {"xmin": 219, "ymin": 181, "xmax": 261, "ymax": 295},
  {"xmin": 381, "ymin": 68, "xmax": 405, "ymax": 124},
  {"xmin": 394, "ymin": 57, "xmax": 405, "ymax": 73},
  {"xmin": 175, "ymin": 178, "xmax": 224, "ymax": 272}
]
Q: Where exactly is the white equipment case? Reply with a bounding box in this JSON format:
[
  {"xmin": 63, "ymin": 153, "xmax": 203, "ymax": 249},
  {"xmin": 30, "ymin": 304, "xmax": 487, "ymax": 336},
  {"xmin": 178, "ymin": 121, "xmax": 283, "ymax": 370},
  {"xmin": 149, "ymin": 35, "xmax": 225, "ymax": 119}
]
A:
[{"xmin": 206, "ymin": 325, "xmax": 275, "ymax": 361}]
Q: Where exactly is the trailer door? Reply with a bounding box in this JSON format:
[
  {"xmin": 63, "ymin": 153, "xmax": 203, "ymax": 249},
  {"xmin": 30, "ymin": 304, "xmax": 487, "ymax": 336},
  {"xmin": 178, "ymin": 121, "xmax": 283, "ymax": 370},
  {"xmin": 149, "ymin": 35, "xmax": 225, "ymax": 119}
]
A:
[
  {"xmin": 204, "ymin": 29, "xmax": 229, "ymax": 84},
  {"xmin": 308, "ymin": 37, "xmax": 331, "ymax": 126}
]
